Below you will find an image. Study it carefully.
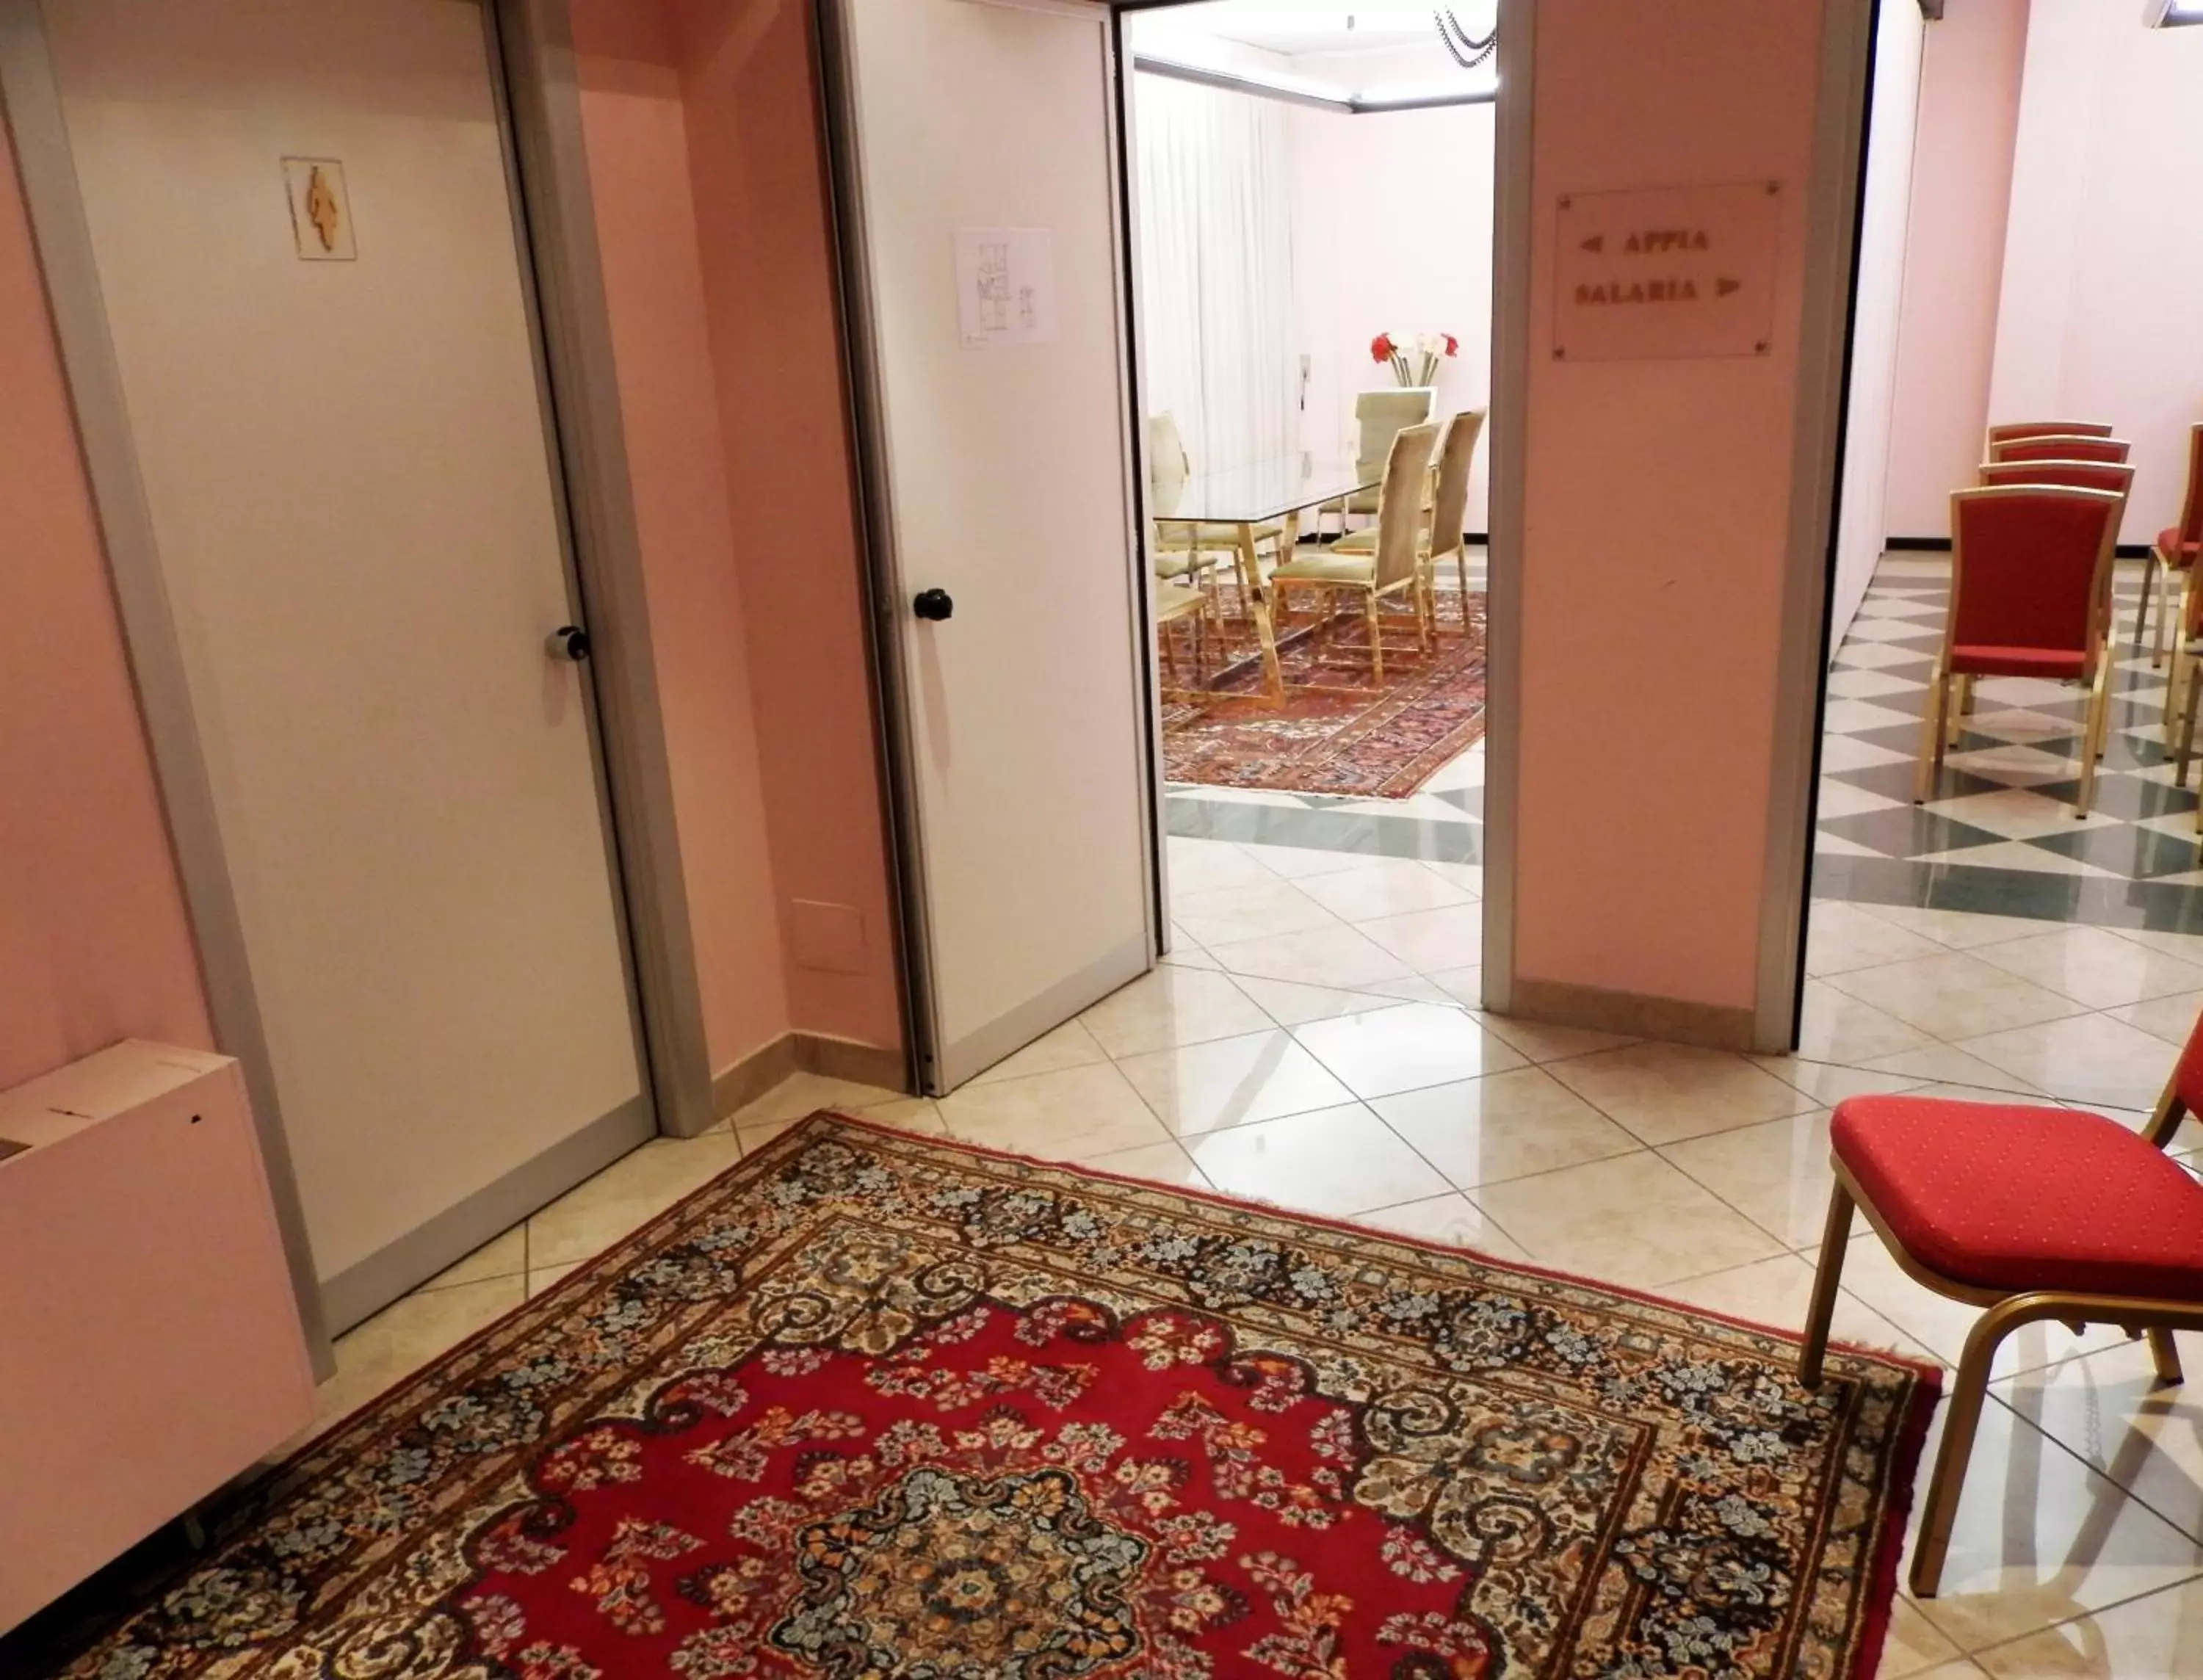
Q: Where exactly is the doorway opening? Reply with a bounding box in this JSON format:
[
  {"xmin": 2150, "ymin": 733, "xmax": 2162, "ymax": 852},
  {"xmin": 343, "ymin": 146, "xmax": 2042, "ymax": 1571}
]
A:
[
  {"xmin": 1800, "ymin": 0, "xmax": 2203, "ymax": 1115},
  {"xmin": 1124, "ymin": 1, "xmax": 1497, "ymax": 1040}
]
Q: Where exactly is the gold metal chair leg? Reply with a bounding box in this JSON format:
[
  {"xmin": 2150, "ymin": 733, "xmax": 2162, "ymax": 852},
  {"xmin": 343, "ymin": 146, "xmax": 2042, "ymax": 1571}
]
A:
[
  {"xmin": 1364, "ymin": 592, "xmax": 1385, "ymax": 688},
  {"xmin": 2178, "ymin": 675, "xmax": 2200, "ymax": 792},
  {"xmin": 1250, "ymin": 587, "xmax": 1285, "ymax": 708},
  {"xmin": 1945, "ymin": 673, "xmax": 1972, "ymax": 750},
  {"xmin": 2076, "ymin": 655, "xmax": 2112, "ymax": 817},
  {"xmin": 2136, "ymin": 553, "xmax": 2157, "ymax": 656},
  {"xmin": 2165, "ymin": 567, "xmax": 2192, "ymax": 726},
  {"xmin": 1909, "ymin": 1311, "xmax": 2008, "ymax": 1598},
  {"xmin": 1798, "ymin": 1182, "xmax": 1856, "ymax": 1390},
  {"xmin": 2146, "ymin": 1327, "xmax": 2185, "ymax": 1386},
  {"xmin": 1914, "ymin": 665, "xmax": 1950, "ymax": 805},
  {"xmin": 2155, "ymin": 554, "xmax": 2178, "ymax": 672}
]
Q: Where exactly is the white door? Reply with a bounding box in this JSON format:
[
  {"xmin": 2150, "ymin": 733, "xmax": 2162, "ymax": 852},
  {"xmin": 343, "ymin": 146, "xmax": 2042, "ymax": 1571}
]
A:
[
  {"xmin": 825, "ymin": 0, "xmax": 1158, "ymax": 1094},
  {"xmin": 40, "ymin": 0, "xmax": 648, "ymax": 1328}
]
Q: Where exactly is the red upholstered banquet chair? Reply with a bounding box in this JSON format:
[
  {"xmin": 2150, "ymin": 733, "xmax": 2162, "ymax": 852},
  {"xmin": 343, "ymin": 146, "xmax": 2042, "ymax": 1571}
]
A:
[
  {"xmin": 1798, "ymin": 1007, "xmax": 2203, "ymax": 1598},
  {"xmin": 1914, "ymin": 485, "xmax": 2123, "ymax": 815},
  {"xmin": 1975, "ymin": 460, "xmax": 2135, "ymax": 644},
  {"xmin": 1986, "ymin": 419, "xmax": 2114, "ymax": 447},
  {"xmin": 1976, "ymin": 459, "xmax": 2134, "ymax": 499},
  {"xmin": 1989, "ymin": 434, "xmax": 2132, "ymax": 465},
  {"xmin": 2150, "ymin": 423, "xmax": 2203, "ymax": 703}
]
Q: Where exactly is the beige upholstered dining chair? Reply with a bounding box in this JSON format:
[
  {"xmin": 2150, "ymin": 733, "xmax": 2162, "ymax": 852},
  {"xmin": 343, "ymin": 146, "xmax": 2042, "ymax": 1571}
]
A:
[
  {"xmin": 1330, "ymin": 408, "xmax": 1483, "ymax": 627},
  {"xmin": 1146, "ymin": 413, "xmax": 1285, "ymax": 597},
  {"xmin": 1270, "ymin": 421, "xmax": 1440, "ymax": 688},
  {"xmin": 1152, "ymin": 577, "xmax": 1223, "ymax": 700},
  {"xmin": 1341, "ymin": 388, "xmax": 1435, "ymax": 524}
]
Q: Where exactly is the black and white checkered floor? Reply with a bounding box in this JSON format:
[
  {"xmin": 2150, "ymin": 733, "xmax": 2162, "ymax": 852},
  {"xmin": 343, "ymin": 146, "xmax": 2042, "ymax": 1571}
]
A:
[
  {"xmin": 1813, "ymin": 553, "xmax": 2203, "ymax": 934},
  {"xmin": 1166, "ymin": 551, "xmax": 2203, "ymax": 938}
]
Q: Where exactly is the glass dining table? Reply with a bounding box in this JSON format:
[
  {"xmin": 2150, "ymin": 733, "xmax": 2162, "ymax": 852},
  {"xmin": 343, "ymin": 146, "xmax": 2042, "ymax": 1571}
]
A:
[{"xmin": 1149, "ymin": 455, "xmax": 1381, "ymax": 706}]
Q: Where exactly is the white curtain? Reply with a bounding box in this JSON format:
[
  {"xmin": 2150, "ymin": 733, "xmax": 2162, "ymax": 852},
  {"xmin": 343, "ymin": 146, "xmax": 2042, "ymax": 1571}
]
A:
[{"xmin": 1133, "ymin": 73, "xmax": 1297, "ymax": 477}]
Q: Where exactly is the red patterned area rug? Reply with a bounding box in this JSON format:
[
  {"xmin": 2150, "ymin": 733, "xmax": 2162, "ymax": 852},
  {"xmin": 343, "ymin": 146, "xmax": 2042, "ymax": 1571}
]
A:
[
  {"xmin": 1163, "ymin": 591, "xmax": 1488, "ymax": 798},
  {"xmin": 34, "ymin": 1117, "xmax": 1938, "ymax": 1680}
]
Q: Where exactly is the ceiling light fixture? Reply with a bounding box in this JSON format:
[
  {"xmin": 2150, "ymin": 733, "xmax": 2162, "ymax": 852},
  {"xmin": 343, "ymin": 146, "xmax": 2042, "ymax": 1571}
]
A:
[
  {"xmin": 2144, "ymin": 0, "xmax": 2203, "ymax": 25},
  {"xmin": 1131, "ymin": 50, "xmax": 1497, "ymax": 115},
  {"xmin": 1435, "ymin": 7, "xmax": 1497, "ymax": 70}
]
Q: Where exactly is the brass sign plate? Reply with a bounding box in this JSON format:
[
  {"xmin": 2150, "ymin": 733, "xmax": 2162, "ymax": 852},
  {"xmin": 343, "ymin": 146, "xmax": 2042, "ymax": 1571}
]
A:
[
  {"xmin": 1553, "ymin": 180, "xmax": 1781, "ymax": 363},
  {"xmin": 283, "ymin": 157, "xmax": 356, "ymax": 261}
]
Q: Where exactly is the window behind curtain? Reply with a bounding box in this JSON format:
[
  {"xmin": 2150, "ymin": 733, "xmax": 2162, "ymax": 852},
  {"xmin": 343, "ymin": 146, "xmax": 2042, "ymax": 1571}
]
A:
[{"xmin": 1133, "ymin": 73, "xmax": 1297, "ymax": 478}]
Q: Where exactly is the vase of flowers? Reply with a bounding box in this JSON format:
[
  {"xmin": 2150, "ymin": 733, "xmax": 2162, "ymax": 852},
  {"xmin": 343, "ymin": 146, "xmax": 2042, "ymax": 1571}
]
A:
[{"xmin": 1370, "ymin": 330, "xmax": 1458, "ymax": 388}]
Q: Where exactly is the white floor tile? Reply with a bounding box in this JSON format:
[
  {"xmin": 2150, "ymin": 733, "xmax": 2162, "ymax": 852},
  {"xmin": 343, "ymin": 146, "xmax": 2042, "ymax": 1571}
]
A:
[
  {"xmin": 1821, "ymin": 952, "xmax": 2091, "ymax": 1041},
  {"xmin": 1544, "ymin": 1041, "xmax": 1818, "ymax": 1146},
  {"xmin": 1290, "ymin": 1002, "xmax": 1526, "ymax": 1099},
  {"xmin": 1078, "ymin": 966, "xmax": 1274, "ymax": 1059},
  {"xmin": 1113, "ymin": 1029, "xmax": 1356, "ymax": 1136},
  {"xmin": 1203, "ymin": 923, "xmax": 1418, "ymax": 989},
  {"xmin": 1469, "ymin": 1152, "xmax": 1786, "ymax": 1289},
  {"xmin": 1371, "ymin": 1067, "xmax": 1641, "ymax": 1188},
  {"xmin": 1183, "ymin": 1104, "xmax": 1453, "ymax": 1220}
]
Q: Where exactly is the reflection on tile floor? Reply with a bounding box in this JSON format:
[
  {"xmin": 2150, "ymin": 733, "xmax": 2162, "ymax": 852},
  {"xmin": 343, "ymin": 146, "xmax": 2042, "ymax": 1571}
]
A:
[{"xmin": 308, "ymin": 551, "xmax": 2203, "ymax": 1676}]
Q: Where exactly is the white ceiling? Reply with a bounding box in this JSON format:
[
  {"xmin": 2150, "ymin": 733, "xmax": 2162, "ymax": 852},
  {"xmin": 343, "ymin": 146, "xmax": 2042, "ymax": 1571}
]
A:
[{"xmin": 1153, "ymin": 3, "xmax": 1469, "ymax": 60}]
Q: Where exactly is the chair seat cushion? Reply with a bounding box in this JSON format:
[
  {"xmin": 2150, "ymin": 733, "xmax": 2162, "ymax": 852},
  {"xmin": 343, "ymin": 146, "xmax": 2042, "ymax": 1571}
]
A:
[
  {"xmin": 1832, "ymin": 1096, "xmax": 2203, "ymax": 1298},
  {"xmin": 1947, "ymin": 644, "xmax": 2088, "ymax": 680},
  {"xmin": 1154, "ymin": 520, "xmax": 1285, "ymax": 546},
  {"xmin": 1331, "ymin": 529, "xmax": 1377, "ymax": 554},
  {"xmin": 1152, "ymin": 581, "xmax": 1207, "ymax": 621},
  {"xmin": 1271, "ymin": 552, "xmax": 1378, "ymax": 585},
  {"xmin": 2158, "ymin": 529, "xmax": 2202, "ymax": 565}
]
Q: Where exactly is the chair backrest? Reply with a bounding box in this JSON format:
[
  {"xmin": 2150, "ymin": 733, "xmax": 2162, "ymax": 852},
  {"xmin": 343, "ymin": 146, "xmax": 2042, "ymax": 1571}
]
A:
[
  {"xmin": 1355, "ymin": 388, "xmax": 1434, "ymax": 471},
  {"xmin": 1986, "ymin": 420, "xmax": 2115, "ymax": 446},
  {"xmin": 1148, "ymin": 413, "xmax": 1192, "ymax": 485},
  {"xmin": 1978, "ymin": 459, "xmax": 2135, "ymax": 499},
  {"xmin": 1373, "ymin": 423, "xmax": 1441, "ymax": 590},
  {"xmin": 1990, "ymin": 435, "xmax": 2130, "ymax": 464},
  {"xmin": 1430, "ymin": 410, "xmax": 1485, "ymax": 560},
  {"xmin": 1946, "ymin": 485, "xmax": 2121, "ymax": 660},
  {"xmin": 2173, "ymin": 421, "xmax": 2203, "ymax": 551}
]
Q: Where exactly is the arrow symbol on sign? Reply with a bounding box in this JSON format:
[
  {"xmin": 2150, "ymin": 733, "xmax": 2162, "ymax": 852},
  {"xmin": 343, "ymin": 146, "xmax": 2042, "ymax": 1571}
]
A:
[
  {"xmin": 1581, "ymin": 234, "xmax": 1604, "ymax": 254},
  {"xmin": 1716, "ymin": 277, "xmax": 1743, "ymax": 297}
]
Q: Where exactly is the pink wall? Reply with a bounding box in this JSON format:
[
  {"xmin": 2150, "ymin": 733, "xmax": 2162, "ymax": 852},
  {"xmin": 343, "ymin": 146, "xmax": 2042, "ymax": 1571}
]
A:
[
  {"xmin": 1986, "ymin": 0, "xmax": 2203, "ymax": 548},
  {"xmin": 1826, "ymin": 0, "xmax": 1923, "ymax": 652},
  {"xmin": 1287, "ymin": 58, "xmax": 1496, "ymax": 529},
  {"xmin": 1882, "ymin": 0, "xmax": 2028, "ymax": 540},
  {"xmin": 1513, "ymin": 0, "xmax": 1827, "ymax": 1018},
  {"xmin": 0, "ymin": 123, "xmax": 213, "ymax": 1093},
  {"xmin": 668, "ymin": 0, "xmax": 902, "ymax": 1053},
  {"xmin": 572, "ymin": 0, "xmax": 793, "ymax": 1076}
]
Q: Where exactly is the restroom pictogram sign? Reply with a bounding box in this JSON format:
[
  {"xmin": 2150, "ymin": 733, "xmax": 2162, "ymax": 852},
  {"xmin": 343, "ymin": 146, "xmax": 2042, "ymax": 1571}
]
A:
[{"xmin": 1553, "ymin": 180, "xmax": 1781, "ymax": 362}]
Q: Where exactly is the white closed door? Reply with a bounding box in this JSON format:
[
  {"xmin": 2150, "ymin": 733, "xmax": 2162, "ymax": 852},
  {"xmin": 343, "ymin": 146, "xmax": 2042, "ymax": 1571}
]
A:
[
  {"xmin": 825, "ymin": 0, "xmax": 1157, "ymax": 1094},
  {"xmin": 39, "ymin": 0, "xmax": 648, "ymax": 1328}
]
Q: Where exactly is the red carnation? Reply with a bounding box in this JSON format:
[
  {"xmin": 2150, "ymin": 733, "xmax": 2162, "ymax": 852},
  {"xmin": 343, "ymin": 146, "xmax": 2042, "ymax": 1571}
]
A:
[
  {"xmin": 1441, "ymin": 333, "xmax": 1459, "ymax": 357},
  {"xmin": 1370, "ymin": 333, "xmax": 1395, "ymax": 363}
]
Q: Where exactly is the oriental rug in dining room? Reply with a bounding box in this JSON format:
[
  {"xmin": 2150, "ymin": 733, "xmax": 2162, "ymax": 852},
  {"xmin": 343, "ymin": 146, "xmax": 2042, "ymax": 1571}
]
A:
[
  {"xmin": 1163, "ymin": 590, "xmax": 1489, "ymax": 798},
  {"xmin": 38, "ymin": 1115, "xmax": 1937, "ymax": 1680}
]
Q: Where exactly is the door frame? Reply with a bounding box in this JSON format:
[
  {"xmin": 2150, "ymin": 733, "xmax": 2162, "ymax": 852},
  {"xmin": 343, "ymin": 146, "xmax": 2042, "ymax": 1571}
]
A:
[
  {"xmin": 1107, "ymin": 0, "xmax": 1528, "ymax": 1013},
  {"xmin": 0, "ymin": 0, "xmax": 717, "ymax": 1366},
  {"xmin": 1064, "ymin": 0, "xmax": 1872, "ymax": 1056}
]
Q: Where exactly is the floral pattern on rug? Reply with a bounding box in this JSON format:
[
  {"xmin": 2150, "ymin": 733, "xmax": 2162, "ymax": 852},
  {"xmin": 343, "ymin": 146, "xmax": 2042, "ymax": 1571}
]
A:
[
  {"xmin": 1162, "ymin": 592, "xmax": 1487, "ymax": 799},
  {"xmin": 37, "ymin": 1117, "xmax": 1936, "ymax": 1680}
]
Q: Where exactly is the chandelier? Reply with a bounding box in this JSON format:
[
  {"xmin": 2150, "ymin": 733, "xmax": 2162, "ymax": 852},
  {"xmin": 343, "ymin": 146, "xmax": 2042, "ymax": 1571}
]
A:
[{"xmin": 1434, "ymin": 7, "xmax": 1496, "ymax": 70}]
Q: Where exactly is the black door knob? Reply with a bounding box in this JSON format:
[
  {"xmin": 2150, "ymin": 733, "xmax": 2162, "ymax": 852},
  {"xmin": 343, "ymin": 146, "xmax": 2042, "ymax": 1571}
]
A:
[
  {"xmin": 545, "ymin": 625, "xmax": 591, "ymax": 662},
  {"xmin": 913, "ymin": 588, "xmax": 955, "ymax": 622}
]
